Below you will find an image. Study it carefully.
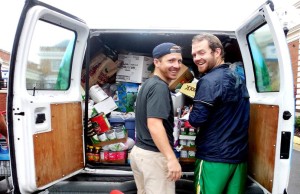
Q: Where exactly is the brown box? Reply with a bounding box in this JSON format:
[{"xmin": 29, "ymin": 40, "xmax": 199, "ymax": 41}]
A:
[
  {"xmin": 169, "ymin": 64, "xmax": 194, "ymax": 91},
  {"xmin": 81, "ymin": 53, "xmax": 119, "ymax": 88}
]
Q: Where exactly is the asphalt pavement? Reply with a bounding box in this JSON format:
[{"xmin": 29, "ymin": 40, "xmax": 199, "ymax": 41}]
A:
[
  {"xmin": 288, "ymin": 149, "xmax": 300, "ymax": 194},
  {"xmin": 0, "ymin": 149, "xmax": 300, "ymax": 194}
]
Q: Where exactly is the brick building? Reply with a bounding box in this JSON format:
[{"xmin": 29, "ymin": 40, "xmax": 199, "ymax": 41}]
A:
[
  {"xmin": 286, "ymin": 1, "xmax": 300, "ymax": 111},
  {"xmin": 0, "ymin": 49, "xmax": 9, "ymax": 112}
]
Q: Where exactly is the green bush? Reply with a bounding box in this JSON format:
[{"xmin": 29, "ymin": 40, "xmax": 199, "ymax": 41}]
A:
[{"xmin": 295, "ymin": 116, "xmax": 300, "ymax": 129}]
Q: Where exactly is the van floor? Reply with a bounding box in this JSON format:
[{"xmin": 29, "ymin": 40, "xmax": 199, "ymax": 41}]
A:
[{"xmin": 47, "ymin": 173, "xmax": 264, "ymax": 194}]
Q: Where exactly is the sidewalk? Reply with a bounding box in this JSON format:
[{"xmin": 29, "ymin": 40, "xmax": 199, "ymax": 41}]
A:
[{"xmin": 294, "ymin": 136, "xmax": 300, "ymax": 151}]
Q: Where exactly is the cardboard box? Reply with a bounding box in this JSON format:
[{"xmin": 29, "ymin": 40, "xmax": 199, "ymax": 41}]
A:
[
  {"xmin": 116, "ymin": 54, "xmax": 153, "ymax": 83},
  {"xmin": 169, "ymin": 64, "xmax": 194, "ymax": 91},
  {"xmin": 171, "ymin": 92, "xmax": 185, "ymax": 114},
  {"xmin": 93, "ymin": 97, "xmax": 118, "ymax": 115},
  {"xmin": 179, "ymin": 83, "xmax": 197, "ymax": 98}
]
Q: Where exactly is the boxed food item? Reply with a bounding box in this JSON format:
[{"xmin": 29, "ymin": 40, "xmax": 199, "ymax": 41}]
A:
[
  {"xmin": 171, "ymin": 92, "xmax": 185, "ymax": 115},
  {"xmin": 115, "ymin": 82, "xmax": 139, "ymax": 112},
  {"xmin": 81, "ymin": 53, "xmax": 119, "ymax": 88},
  {"xmin": 179, "ymin": 83, "xmax": 197, "ymax": 98},
  {"xmin": 93, "ymin": 97, "xmax": 118, "ymax": 115},
  {"xmin": 169, "ymin": 64, "xmax": 194, "ymax": 91},
  {"xmin": 116, "ymin": 54, "xmax": 153, "ymax": 83},
  {"xmin": 89, "ymin": 84, "xmax": 109, "ymax": 103}
]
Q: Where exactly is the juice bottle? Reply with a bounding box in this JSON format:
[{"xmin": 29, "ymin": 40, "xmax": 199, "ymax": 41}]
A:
[
  {"xmin": 94, "ymin": 146, "xmax": 100, "ymax": 162},
  {"xmin": 87, "ymin": 146, "xmax": 94, "ymax": 162}
]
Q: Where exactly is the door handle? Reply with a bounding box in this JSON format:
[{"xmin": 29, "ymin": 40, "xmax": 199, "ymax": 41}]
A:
[
  {"xmin": 282, "ymin": 111, "xmax": 292, "ymax": 120},
  {"xmin": 14, "ymin": 112, "xmax": 25, "ymax": 116},
  {"xmin": 36, "ymin": 113, "xmax": 46, "ymax": 124}
]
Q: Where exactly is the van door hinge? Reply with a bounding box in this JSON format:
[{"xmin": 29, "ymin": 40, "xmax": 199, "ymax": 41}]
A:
[
  {"xmin": 14, "ymin": 112, "xmax": 25, "ymax": 116},
  {"xmin": 282, "ymin": 111, "xmax": 292, "ymax": 120}
]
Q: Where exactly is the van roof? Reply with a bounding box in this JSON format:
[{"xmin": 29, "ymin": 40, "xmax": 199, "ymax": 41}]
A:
[{"xmin": 40, "ymin": 0, "xmax": 266, "ymax": 31}]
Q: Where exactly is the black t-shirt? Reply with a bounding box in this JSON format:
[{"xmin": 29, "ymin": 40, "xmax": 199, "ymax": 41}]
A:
[{"xmin": 135, "ymin": 75, "xmax": 174, "ymax": 152}]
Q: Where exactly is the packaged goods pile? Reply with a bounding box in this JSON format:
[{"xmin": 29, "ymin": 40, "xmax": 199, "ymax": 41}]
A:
[
  {"xmin": 81, "ymin": 52, "xmax": 152, "ymax": 164},
  {"xmin": 173, "ymin": 108, "xmax": 197, "ymax": 163},
  {"xmin": 82, "ymin": 51, "xmax": 196, "ymax": 165}
]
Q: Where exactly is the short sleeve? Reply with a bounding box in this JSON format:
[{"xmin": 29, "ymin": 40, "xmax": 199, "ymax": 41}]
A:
[{"xmin": 147, "ymin": 83, "xmax": 171, "ymax": 119}]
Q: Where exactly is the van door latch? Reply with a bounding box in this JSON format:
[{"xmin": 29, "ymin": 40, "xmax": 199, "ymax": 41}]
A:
[
  {"xmin": 282, "ymin": 111, "xmax": 292, "ymax": 120},
  {"xmin": 36, "ymin": 113, "xmax": 46, "ymax": 124},
  {"xmin": 14, "ymin": 112, "xmax": 25, "ymax": 116}
]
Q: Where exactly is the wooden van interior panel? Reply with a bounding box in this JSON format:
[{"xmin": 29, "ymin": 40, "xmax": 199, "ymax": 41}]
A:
[
  {"xmin": 248, "ymin": 104, "xmax": 278, "ymax": 193},
  {"xmin": 33, "ymin": 102, "xmax": 84, "ymax": 187}
]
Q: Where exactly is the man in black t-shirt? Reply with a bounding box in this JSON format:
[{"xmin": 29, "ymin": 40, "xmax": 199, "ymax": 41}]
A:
[{"xmin": 130, "ymin": 42, "xmax": 182, "ymax": 194}]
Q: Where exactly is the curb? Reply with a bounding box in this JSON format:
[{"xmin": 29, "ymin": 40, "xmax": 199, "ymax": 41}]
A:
[{"xmin": 293, "ymin": 136, "xmax": 300, "ymax": 151}]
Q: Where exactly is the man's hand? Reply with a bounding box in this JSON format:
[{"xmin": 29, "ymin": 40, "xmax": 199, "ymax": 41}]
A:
[
  {"xmin": 167, "ymin": 157, "xmax": 182, "ymax": 181},
  {"xmin": 147, "ymin": 118, "xmax": 182, "ymax": 181}
]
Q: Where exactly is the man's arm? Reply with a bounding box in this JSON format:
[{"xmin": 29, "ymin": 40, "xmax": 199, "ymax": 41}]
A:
[
  {"xmin": 147, "ymin": 117, "xmax": 182, "ymax": 181},
  {"xmin": 189, "ymin": 101, "xmax": 211, "ymax": 127}
]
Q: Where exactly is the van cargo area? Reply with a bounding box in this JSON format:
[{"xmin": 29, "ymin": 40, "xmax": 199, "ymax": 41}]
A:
[
  {"xmin": 83, "ymin": 30, "xmax": 243, "ymax": 168},
  {"xmin": 86, "ymin": 31, "xmax": 243, "ymax": 78},
  {"xmin": 57, "ymin": 30, "xmax": 263, "ymax": 194}
]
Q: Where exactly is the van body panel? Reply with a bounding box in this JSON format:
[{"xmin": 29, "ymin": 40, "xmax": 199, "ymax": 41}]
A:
[
  {"xmin": 8, "ymin": 0, "xmax": 293, "ymax": 194},
  {"xmin": 39, "ymin": 0, "xmax": 266, "ymax": 31},
  {"xmin": 236, "ymin": 2, "xmax": 294, "ymax": 193},
  {"xmin": 8, "ymin": 1, "xmax": 89, "ymax": 193}
]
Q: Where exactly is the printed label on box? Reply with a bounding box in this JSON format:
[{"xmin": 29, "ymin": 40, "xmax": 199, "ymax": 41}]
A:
[{"xmin": 116, "ymin": 54, "xmax": 153, "ymax": 83}]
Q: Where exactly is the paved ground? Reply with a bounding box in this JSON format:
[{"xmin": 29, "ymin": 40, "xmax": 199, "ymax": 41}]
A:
[
  {"xmin": 0, "ymin": 176, "xmax": 11, "ymax": 194},
  {"xmin": 288, "ymin": 147, "xmax": 300, "ymax": 194},
  {"xmin": 1, "ymin": 147, "xmax": 300, "ymax": 194}
]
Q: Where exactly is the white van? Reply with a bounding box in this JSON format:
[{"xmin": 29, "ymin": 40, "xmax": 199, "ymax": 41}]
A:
[{"xmin": 7, "ymin": 0, "xmax": 294, "ymax": 193}]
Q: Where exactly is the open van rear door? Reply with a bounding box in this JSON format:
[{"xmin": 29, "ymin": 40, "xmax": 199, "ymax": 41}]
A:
[
  {"xmin": 7, "ymin": 0, "xmax": 89, "ymax": 193},
  {"xmin": 236, "ymin": 1, "xmax": 294, "ymax": 193}
]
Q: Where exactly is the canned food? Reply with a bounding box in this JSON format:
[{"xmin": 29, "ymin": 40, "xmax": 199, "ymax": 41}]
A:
[
  {"xmin": 115, "ymin": 128, "xmax": 125, "ymax": 139},
  {"xmin": 87, "ymin": 130, "xmax": 96, "ymax": 137},
  {"xmin": 180, "ymin": 150, "xmax": 188, "ymax": 158},
  {"xmin": 188, "ymin": 151, "xmax": 195, "ymax": 158},
  {"xmin": 187, "ymin": 140, "xmax": 195, "ymax": 147},
  {"xmin": 113, "ymin": 125, "xmax": 126, "ymax": 139},
  {"xmin": 90, "ymin": 113, "xmax": 111, "ymax": 133},
  {"xmin": 188, "ymin": 128, "xmax": 197, "ymax": 136},
  {"xmin": 98, "ymin": 133, "xmax": 108, "ymax": 141},
  {"xmin": 180, "ymin": 128, "xmax": 189, "ymax": 135},
  {"xmin": 180, "ymin": 139, "xmax": 187, "ymax": 146},
  {"xmin": 106, "ymin": 129, "xmax": 117, "ymax": 140}
]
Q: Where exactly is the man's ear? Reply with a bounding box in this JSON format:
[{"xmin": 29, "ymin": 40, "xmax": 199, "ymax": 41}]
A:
[
  {"xmin": 214, "ymin": 48, "xmax": 222, "ymax": 57},
  {"xmin": 153, "ymin": 58, "xmax": 160, "ymax": 67}
]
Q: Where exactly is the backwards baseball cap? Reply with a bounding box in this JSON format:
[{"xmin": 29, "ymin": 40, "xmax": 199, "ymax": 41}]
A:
[{"xmin": 152, "ymin": 42, "xmax": 182, "ymax": 59}]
